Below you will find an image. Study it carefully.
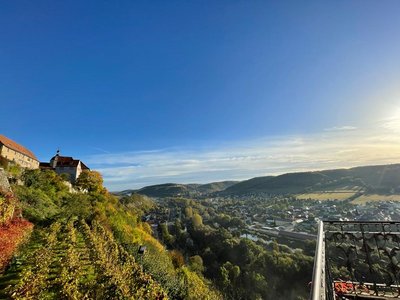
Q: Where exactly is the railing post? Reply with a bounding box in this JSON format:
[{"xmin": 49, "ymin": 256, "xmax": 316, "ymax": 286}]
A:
[{"xmin": 311, "ymin": 220, "xmax": 326, "ymax": 300}]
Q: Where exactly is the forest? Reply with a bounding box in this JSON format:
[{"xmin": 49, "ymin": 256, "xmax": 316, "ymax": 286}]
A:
[{"xmin": 147, "ymin": 197, "xmax": 314, "ymax": 300}]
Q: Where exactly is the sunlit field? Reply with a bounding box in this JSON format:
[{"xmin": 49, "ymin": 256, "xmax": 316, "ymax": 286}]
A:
[
  {"xmin": 351, "ymin": 194, "xmax": 400, "ymax": 204},
  {"xmin": 296, "ymin": 191, "xmax": 357, "ymax": 201}
]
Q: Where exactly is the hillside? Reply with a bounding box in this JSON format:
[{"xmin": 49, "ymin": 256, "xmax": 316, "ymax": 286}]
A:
[
  {"xmin": 117, "ymin": 163, "xmax": 400, "ymax": 197},
  {"xmin": 0, "ymin": 168, "xmax": 222, "ymax": 299},
  {"xmin": 196, "ymin": 181, "xmax": 238, "ymax": 193},
  {"xmin": 223, "ymin": 173, "xmax": 329, "ymax": 194},
  {"xmin": 222, "ymin": 163, "xmax": 400, "ymax": 195},
  {"xmin": 117, "ymin": 181, "xmax": 240, "ymax": 198},
  {"xmin": 137, "ymin": 183, "xmax": 197, "ymax": 197}
]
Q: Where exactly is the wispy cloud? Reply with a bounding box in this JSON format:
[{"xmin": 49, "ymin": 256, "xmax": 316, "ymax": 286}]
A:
[
  {"xmin": 90, "ymin": 147, "xmax": 111, "ymax": 154},
  {"xmin": 84, "ymin": 127, "xmax": 400, "ymax": 191},
  {"xmin": 379, "ymin": 118, "xmax": 400, "ymax": 133},
  {"xmin": 324, "ymin": 126, "xmax": 357, "ymax": 131}
]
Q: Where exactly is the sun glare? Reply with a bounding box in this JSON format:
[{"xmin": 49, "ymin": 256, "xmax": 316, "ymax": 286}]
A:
[{"xmin": 382, "ymin": 107, "xmax": 400, "ymax": 132}]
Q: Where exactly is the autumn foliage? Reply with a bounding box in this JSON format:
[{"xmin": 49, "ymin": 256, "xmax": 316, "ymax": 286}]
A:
[
  {"xmin": 0, "ymin": 189, "xmax": 33, "ymax": 272},
  {"xmin": 0, "ymin": 218, "xmax": 33, "ymax": 272}
]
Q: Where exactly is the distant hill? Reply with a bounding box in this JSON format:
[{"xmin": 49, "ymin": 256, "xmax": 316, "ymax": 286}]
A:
[
  {"xmin": 222, "ymin": 164, "xmax": 400, "ymax": 195},
  {"xmin": 136, "ymin": 183, "xmax": 196, "ymax": 197},
  {"xmin": 223, "ymin": 173, "xmax": 327, "ymax": 195},
  {"xmin": 196, "ymin": 181, "xmax": 238, "ymax": 193},
  {"xmin": 114, "ymin": 164, "xmax": 400, "ymax": 197},
  {"xmin": 115, "ymin": 181, "xmax": 239, "ymax": 198}
]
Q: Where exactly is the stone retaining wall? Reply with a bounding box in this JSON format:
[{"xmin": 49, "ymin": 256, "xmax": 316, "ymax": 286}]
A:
[{"xmin": 0, "ymin": 168, "xmax": 11, "ymax": 193}]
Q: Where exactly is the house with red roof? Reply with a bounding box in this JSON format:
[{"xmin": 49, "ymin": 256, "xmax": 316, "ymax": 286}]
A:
[
  {"xmin": 0, "ymin": 135, "xmax": 39, "ymax": 169},
  {"xmin": 40, "ymin": 151, "xmax": 90, "ymax": 183}
]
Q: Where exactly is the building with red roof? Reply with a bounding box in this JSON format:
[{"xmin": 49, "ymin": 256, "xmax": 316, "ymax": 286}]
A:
[
  {"xmin": 40, "ymin": 150, "xmax": 90, "ymax": 183},
  {"xmin": 0, "ymin": 134, "xmax": 39, "ymax": 169}
]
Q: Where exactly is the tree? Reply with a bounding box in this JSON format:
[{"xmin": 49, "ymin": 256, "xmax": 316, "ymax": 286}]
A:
[
  {"xmin": 14, "ymin": 186, "xmax": 59, "ymax": 222},
  {"xmin": 192, "ymin": 213, "xmax": 203, "ymax": 228},
  {"xmin": 189, "ymin": 255, "xmax": 204, "ymax": 274},
  {"xmin": 174, "ymin": 219, "xmax": 183, "ymax": 235},
  {"xmin": 220, "ymin": 262, "xmax": 240, "ymax": 284},
  {"xmin": 75, "ymin": 170, "xmax": 104, "ymax": 193},
  {"xmin": 185, "ymin": 207, "xmax": 193, "ymax": 219},
  {"xmin": 59, "ymin": 173, "xmax": 71, "ymax": 182},
  {"xmin": 22, "ymin": 169, "xmax": 68, "ymax": 196},
  {"xmin": 169, "ymin": 250, "xmax": 185, "ymax": 268},
  {"xmin": 160, "ymin": 223, "xmax": 175, "ymax": 247},
  {"xmin": 61, "ymin": 193, "xmax": 92, "ymax": 220},
  {"xmin": 180, "ymin": 267, "xmax": 222, "ymax": 300}
]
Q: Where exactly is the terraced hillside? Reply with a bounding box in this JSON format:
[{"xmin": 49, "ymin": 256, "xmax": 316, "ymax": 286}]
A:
[{"xmin": 0, "ymin": 220, "xmax": 166, "ymax": 299}]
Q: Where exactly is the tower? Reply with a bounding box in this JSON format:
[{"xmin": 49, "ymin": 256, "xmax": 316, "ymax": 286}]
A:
[{"xmin": 50, "ymin": 149, "xmax": 60, "ymax": 168}]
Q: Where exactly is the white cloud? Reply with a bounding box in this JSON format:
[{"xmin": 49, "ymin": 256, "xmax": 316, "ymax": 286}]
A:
[
  {"xmin": 84, "ymin": 127, "xmax": 400, "ymax": 191},
  {"xmin": 324, "ymin": 126, "xmax": 357, "ymax": 131}
]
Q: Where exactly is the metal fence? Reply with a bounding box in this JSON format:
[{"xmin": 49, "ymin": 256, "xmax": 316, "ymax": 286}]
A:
[{"xmin": 310, "ymin": 220, "xmax": 400, "ymax": 300}]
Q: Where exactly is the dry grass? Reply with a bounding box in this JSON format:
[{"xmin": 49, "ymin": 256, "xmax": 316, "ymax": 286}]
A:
[
  {"xmin": 351, "ymin": 194, "xmax": 400, "ymax": 204},
  {"xmin": 296, "ymin": 191, "xmax": 357, "ymax": 201}
]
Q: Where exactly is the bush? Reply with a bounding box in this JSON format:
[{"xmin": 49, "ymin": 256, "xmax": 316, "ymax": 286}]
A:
[
  {"xmin": 60, "ymin": 193, "xmax": 93, "ymax": 221},
  {"xmin": 14, "ymin": 186, "xmax": 59, "ymax": 223}
]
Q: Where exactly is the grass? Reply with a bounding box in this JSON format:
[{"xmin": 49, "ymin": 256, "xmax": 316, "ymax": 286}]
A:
[
  {"xmin": 296, "ymin": 191, "xmax": 357, "ymax": 201},
  {"xmin": 351, "ymin": 194, "xmax": 400, "ymax": 204}
]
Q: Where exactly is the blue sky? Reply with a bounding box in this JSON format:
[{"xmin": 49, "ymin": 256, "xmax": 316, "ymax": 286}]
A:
[{"xmin": 2, "ymin": 1, "xmax": 400, "ymax": 190}]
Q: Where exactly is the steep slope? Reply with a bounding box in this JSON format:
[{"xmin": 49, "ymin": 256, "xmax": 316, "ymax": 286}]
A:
[
  {"xmin": 1, "ymin": 169, "xmax": 222, "ymax": 299},
  {"xmin": 345, "ymin": 164, "xmax": 400, "ymax": 190}
]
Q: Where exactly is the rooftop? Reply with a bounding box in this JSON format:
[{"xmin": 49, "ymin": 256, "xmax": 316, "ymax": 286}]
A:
[
  {"xmin": 0, "ymin": 134, "xmax": 38, "ymax": 161},
  {"xmin": 51, "ymin": 155, "xmax": 89, "ymax": 170}
]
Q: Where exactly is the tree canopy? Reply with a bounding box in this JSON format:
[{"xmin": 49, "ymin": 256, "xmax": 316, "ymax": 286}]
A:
[{"xmin": 75, "ymin": 170, "xmax": 104, "ymax": 193}]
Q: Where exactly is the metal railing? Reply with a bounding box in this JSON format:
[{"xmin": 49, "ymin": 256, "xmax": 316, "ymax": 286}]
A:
[
  {"xmin": 310, "ymin": 220, "xmax": 400, "ymax": 300},
  {"xmin": 310, "ymin": 221, "xmax": 326, "ymax": 300}
]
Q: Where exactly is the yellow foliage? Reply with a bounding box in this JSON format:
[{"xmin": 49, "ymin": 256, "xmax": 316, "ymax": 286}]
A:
[
  {"xmin": 180, "ymin": 267, "xmax": 223, "ymax": 300},
  {"xmin": 140, "ymin": 222, "xmax": 152, "ymax": 235},
  {"xmin": 133, "ymin": 226, "xmax": 165, "ymax": 252}
]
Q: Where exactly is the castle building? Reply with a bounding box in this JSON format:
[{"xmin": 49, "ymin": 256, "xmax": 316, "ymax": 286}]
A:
[
  {"xmin": 0, "ymin": 134, "xmax": 39, "ymax": 169},
  {"xmin": 40, "ymin": 151, "xmax": 90, "ymax": 183}
]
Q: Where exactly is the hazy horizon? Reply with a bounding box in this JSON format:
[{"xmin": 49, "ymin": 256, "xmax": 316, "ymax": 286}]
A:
[{"xmin": 92, "ymin": 122, "xmax": 400, "ymax": 190}]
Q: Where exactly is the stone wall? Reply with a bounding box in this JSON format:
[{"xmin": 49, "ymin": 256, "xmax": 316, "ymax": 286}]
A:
[
  {"xmin": 0, "ymin": 145, "xmax": 39, "ymax": 169},
  {"xmin": 0, "ymin": 168, "xmax": 11, "ymax": 193}
]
